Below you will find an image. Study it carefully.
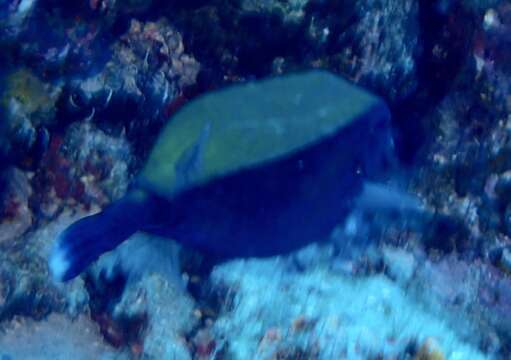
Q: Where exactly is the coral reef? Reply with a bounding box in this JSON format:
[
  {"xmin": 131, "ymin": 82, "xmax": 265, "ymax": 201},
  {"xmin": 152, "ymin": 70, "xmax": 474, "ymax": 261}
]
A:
[
  {"xmin": 113, "ymin": 273, "xmax": 196, "ymax": 359},
  {"xmin": 32, "ymin": 121, "xmax": 133, "ymax": 217},
  {"xmin": 0, "ymin": 314, "xmax": 122, "ymax": 359},
  {"xmin": 0, "ymin": 68, "xmax": 61, "ymax": 165},
  {"xmin": 0, "ymin": 0, "xmax": 37, "ymax": 42},
  {"xmin": 70, "ymin": 18, "xmax": 200, "ymax": 123},
  {"xmin": 0, "ymin": 167, "xmax": 32, "ymax": 243},
  {"xmin": 209, "ymin": 256, "xmax": 486, "ymax": 359},
  {"xmin": 81, "ymin": 233, "xmax": 197, "ymax": 358},
  {"xmin": 241, "ymin": 0, "xmax": 310, "ymax": 23},
  {"xmin": 410, "ymin": 0, "xmax": 511, "ymax": 292},
  {"xmin": 0, "ymin": 211, "xmax": 88, "ymax": 322},
  {"xmin": 0, "ymin": 0, "xmax": 511, "ymax": 359},
  {"xmin": 334, "ymin": 0, "xmax": 419, "ymax": 102}
]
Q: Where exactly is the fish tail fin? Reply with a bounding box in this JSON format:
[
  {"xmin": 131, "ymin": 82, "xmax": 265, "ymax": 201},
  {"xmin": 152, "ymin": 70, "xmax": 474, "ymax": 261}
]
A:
[{"xmin": 49, "ymin": 192, "xmax": 147, "ymax": 281}]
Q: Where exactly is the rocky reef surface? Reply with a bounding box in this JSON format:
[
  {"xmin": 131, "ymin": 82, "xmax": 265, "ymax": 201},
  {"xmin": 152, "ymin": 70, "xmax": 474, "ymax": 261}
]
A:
[{"xmin": 1, "ymin": 0, "xmax": 511, "ymax": 359}]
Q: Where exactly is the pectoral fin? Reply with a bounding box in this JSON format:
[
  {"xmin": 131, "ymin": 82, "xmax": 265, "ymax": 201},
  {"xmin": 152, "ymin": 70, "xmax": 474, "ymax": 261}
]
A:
[
  {"xmin": 355, "ymin": 182, "xmax": 425, "ymax": 214},
  {"xmin": 174, "ymin": 122, "xmax": 211, "ymax": 189}
]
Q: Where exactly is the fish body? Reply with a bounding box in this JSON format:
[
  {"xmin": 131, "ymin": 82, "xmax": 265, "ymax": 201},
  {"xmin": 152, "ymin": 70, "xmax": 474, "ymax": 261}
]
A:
[{"xmin": 50, "ymin": 70, "xmax": 394, "ymax": 281}]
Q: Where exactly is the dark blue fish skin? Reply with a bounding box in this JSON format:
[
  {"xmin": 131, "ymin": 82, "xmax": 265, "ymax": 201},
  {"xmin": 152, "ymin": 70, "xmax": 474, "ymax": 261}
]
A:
[
  {"xmin": 144, "ymin": 103, "xmax": 392, "ymax": 259},
  {"xmin": 52, "ymin": 101, "xmax": 393, "ymax": 281}
]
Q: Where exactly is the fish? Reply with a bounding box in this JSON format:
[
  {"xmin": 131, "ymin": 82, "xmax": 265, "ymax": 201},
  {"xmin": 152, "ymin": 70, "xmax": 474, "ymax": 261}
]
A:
[{"xmin": 49, "ymin": 70, "xmax": 399, "ymax": 281}]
